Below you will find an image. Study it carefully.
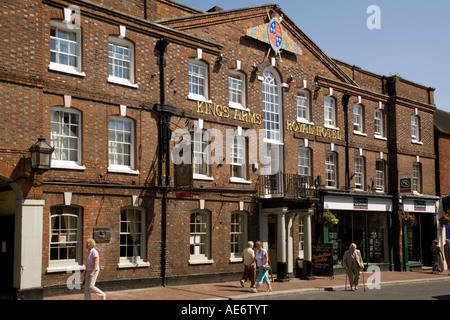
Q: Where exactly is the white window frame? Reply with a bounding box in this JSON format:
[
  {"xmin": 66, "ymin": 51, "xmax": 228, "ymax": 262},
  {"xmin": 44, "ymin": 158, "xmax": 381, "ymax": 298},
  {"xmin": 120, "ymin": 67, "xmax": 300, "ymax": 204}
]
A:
[
  {"xmin": 49, "ymin": 20, "xmax": 85, "ymax": 77},
  {"xmin": 413, "ymin": 163, "xmax": 421, "ymax": 193},
  {"xmin": 51, "ymin": 107, "xmax": 85, "ymax": 170},
  {"xmin": 230, "ymin": 134, "xmax": 247, "ymax": 181},
  {"xmin": 354, "ymin": 156, "xmax": 365, "ymax": 190},
  {"xmin": 47, "ymin": 206, "xmax": 84, "ymax": 273},
  {"xmin": 297, "ymin": 89, "xmax": 311, "ymax": 123},
  {"xmin": 325, "ymin": 152, "xmax": 337, "ymax": 188},
  {"xmin": 230, "ymin": 211, "xmax": 248, "ymax": 262},
  {"xmin": 188, "ymin": 59, "xmax": 209, "ymax": 102},
  {"xmin": 324, "ymin": 96, "xmax": 336, "ymax": 128},
  {"xmin": 228, "ymin": 71, "xmax": 247, "ymax": 110},
  {"xmin": 374, "ymin": 109, "xmax": 384, "ymax": 138},
  {"xmin": 353, "ymin": 104, "xmax": 364, "ymax": 134},
  {"xmin": 107, "ymin": 36, "xmax": 138, "ymax": 88},
  {"xmin": 189, "ymin": 210, "xmax": 213, "ymax": 265},
  {"xmin": 108, "ymin": 116, "xmax": 138, "ymax": 174},
  {"xmin": 376, "ymin": 160, "xmax": 385, "ymax": 192},
  {"xmin": 118, "ymin": 207, "xmax": 149, "ymax": 268}
]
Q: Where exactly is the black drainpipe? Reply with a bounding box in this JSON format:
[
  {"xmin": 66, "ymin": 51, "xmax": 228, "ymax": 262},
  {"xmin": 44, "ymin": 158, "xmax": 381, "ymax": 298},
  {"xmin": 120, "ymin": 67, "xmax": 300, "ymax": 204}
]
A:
[
  {"xmin": 342, "ymin": 92, "xmax": 352, "ymax": 191},
  {"xmin": 154, "ymin": 37, "xmax": 175, "ymax": 287}
]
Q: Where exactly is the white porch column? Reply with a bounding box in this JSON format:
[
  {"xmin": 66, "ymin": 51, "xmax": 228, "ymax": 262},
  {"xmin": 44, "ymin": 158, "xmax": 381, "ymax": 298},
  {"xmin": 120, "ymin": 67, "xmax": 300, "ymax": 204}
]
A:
[
  {"xmin": 292, "ymin": 209, "xmax": 314, "ymax": 262},
  {"xmin": 14, "ymin": 199, "xmax": 44, "ymax": 291}
]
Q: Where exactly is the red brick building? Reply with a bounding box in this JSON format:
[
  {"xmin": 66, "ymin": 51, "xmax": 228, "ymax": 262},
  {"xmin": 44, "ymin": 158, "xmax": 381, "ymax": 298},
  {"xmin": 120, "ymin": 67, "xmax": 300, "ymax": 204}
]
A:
[{"xmin": 0, "ymin": 0, "xmax": 440, "ymax": 299}]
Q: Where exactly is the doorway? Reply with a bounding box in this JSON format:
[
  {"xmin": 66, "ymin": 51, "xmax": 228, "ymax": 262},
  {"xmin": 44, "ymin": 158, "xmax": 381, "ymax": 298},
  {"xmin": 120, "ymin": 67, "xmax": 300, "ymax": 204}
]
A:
[
  {"xmin": 0, "ymin": 215, "xmax": 14, "ymax": 293},
  {"xmin": 267, "ymin": 215, "xmax": 277, "ymax": 273}
]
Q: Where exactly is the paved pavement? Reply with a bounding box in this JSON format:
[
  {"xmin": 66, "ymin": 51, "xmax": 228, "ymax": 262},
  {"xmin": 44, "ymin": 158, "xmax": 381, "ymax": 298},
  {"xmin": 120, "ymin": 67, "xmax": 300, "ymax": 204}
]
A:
[{"xmin": 44, "ymin": 269, "xmax": 450, "ymax": 300}]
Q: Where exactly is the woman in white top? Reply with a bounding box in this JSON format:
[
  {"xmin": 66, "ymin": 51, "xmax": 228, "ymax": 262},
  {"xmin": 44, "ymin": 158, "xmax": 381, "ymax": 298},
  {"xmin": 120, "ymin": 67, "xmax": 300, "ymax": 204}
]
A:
[{"xmin": 254, "ymin": 241, "xmax": 272, "ymax": 292}]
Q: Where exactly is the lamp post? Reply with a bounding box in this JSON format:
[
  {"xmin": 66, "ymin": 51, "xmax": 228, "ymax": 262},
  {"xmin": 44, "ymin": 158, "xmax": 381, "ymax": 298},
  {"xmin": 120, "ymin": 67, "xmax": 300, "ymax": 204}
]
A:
[{"xmin": 29, "ymin": 136, "xmax": 54, "ymax": 172}]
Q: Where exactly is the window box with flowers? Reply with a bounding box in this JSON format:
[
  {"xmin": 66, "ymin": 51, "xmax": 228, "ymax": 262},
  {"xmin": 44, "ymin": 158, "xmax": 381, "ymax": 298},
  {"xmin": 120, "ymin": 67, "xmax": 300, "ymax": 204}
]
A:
[
  {"xmin": 401, "ymin": 213, "xmax": 417, "ymax": 227},
  {"xmin": 322, "ymin": 209, "xmax": 339, "ymax": 229}
]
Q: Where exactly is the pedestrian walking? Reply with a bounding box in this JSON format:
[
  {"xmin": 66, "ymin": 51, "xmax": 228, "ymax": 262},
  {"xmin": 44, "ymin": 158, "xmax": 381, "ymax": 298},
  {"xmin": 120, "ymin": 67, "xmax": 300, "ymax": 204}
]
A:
[
  {"xmin": 83, "ymin": 238, "xmax": 106, "ymax": 300},
  {"xmin": 342, "ymin": 243, "xmax": 364, "ymax": 291},
  {"xmin": 240, "ymin": 241, "xmax": 256, "ymax": 291},
  {"xmin": 254, "ymin": 241, "xmax": 272, "ymax": 293},
  {"xmin": 443, "ymin": 239, "xmax": 450, "ymax": 275},
  {"xmin": 431, "ymin": 240, "xmax": 444, "ymax": 274}
]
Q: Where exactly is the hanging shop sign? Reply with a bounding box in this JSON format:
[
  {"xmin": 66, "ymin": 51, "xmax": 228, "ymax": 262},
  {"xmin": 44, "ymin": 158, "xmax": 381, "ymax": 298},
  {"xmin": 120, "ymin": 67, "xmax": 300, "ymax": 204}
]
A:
[
  {"xmin": 399, "ymin": 177, "xmax": 412, "ymax": 193},
  {"xmin": 196, "ymin": 101, "xmax": 262, "ymax": 125},
  {"xmin": 286, "ymin": 120, "xmax": 343, "ymax": 141}
]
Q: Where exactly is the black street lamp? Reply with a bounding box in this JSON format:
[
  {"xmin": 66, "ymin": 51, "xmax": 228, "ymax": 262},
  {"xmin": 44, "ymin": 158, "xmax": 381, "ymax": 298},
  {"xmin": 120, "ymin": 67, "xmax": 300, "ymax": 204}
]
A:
[{"xmin": 29, "ymin": 136, "xmax": 54, "ymax": 172}]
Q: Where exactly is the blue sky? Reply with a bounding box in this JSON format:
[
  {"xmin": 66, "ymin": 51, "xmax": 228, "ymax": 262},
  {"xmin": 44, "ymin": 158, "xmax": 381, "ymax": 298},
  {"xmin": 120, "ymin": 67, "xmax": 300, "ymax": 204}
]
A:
[{"xmin": 178, "ymin": 0, "xmax": 450, "ymax": 113}]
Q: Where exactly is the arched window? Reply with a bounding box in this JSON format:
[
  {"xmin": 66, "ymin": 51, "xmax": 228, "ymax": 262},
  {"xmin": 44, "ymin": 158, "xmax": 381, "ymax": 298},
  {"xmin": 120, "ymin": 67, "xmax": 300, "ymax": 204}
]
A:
[
  {"xmin": 262, "ymin": 68, "xmax": 282, "ymax": 142},
  {"xmin": 108, "ymin": 36, "xmax": 137, "ymax": 88},
  {"xmin": 48, "ymin": 205, "xmax": 82, "ymax": 271},
  {"xmin": 262, "ymin": 68, "xmax": 283, "ymax": 175},
  {"xmin": 51, "ymin": 107, "xmax": 82, "ymax": 167},
  {"xmin": 50, "ymin": 19, "xmax": 85, "ymax": 76}
]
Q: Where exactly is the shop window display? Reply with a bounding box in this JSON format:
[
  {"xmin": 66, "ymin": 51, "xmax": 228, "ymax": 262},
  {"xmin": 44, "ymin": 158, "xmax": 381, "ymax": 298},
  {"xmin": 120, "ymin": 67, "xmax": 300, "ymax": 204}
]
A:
[{"xmin": 328, "ymin": 211, "xmax": 388, "ymax": 266}]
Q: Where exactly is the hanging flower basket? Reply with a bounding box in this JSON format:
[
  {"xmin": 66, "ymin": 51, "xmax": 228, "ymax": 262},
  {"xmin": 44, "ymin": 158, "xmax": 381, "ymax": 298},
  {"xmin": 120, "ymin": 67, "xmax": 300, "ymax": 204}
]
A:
[
  {"xmin": 401, "ymin": 213, "xmax": 417, "ymax": 227},
  {"xmin": 322, "ymin": 209, "xmax": 339, "ymax": 228},
  {"xmin": 438, "ymin": 212, "xmax": 450, "ymax": 227}
]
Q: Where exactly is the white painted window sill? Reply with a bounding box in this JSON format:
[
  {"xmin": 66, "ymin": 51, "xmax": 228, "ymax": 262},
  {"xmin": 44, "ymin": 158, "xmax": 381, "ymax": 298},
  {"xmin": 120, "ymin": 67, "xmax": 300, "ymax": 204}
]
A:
[
  {"xmin": 374, "ymin": 135, "xmax": 387, "ymax": 141},
  {"xmin": 189, "ymin": 258, "xmax": 214, "ymax": 265},
  {"xmin": 193, "ymin": 174, "xmax": 214, "ymax": 181},
  {"xmin": 230, "ymin": 177, "xmax": 251, "ymax": 184},
  {"xmin": 51, "ymin": 161, "xmax": 86, "ymax": 171},
  {"xmin": 49, "ymin": 63, "xmax": 86, "ymax": 77},
  {"xmin": 47, "ymin": 263, "xmax": 85, "ymax": 274},
  {"xmin": 107, "ymin": 76, "xmax": 139, "ymax": 89},
  {"xmin": 353, "ymin": 130, "xmax": 367, "ymax": 137},
  {"xmin": 117, "ymin": 259, "xmax": 150, "ymax": 269},
  {"xmin": 108, "ymin": 166, "xmax": 140, "ymax": 175}
]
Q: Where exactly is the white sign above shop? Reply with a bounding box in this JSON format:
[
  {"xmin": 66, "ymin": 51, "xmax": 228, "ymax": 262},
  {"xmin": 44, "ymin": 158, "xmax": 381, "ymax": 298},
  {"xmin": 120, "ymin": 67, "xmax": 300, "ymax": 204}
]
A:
[{"xmin": 403, "ymin": 198, "xmax": 437, "ymax": 213}]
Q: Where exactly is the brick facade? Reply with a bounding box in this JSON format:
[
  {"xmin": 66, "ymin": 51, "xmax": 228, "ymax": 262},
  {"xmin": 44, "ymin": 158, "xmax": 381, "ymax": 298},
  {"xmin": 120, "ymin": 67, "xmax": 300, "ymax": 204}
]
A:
[{"xmin": 0, "ymin": 0, "xmax": 441, "ymax": 298}]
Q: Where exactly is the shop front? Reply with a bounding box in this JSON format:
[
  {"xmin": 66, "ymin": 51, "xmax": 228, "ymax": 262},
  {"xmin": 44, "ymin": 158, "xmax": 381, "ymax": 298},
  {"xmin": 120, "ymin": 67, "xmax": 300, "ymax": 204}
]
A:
[
  {"xmin": 322, "ymin": 192, "xmax": 394, "ymax": 271},
  {"xmin": 402, "ymin": 196, "xmax": 439, "ymax": 270}
]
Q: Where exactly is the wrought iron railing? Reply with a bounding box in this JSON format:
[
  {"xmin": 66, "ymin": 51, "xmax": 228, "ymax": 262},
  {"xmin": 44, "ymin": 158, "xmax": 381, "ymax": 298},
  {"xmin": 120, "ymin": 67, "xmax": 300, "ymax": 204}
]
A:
[{"xmin": 257, "ymin": 173, "xmax": 315, "ymax": 198}]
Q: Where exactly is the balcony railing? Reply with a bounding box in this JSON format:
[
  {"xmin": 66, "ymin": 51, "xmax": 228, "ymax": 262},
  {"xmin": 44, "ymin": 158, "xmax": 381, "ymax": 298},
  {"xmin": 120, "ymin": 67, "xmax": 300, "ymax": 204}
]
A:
[{"xmin": 258, "ymin": 173, "xmax": 315, "ymax": 198}]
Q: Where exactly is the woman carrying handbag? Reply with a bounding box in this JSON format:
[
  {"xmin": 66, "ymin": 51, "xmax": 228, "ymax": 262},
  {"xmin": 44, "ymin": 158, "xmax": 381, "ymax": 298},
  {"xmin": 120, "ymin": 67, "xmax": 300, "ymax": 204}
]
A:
[{"xmin": 254, "ymin": 241, "xmax": 273, "ymax": 293}]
